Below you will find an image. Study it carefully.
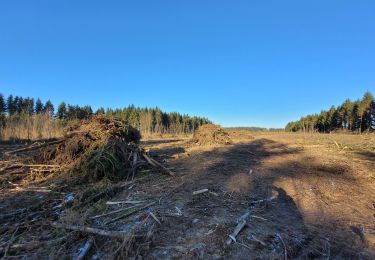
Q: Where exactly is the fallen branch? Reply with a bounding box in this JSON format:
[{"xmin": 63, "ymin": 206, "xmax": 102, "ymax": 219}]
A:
[
  {"xmin": 250, "ymin": 194, "xmax": 278, "ymax": 205},
  {"xmin": 143, "ymin": 154, "xmax": 175, "ymax": 177},
  {"xmin": 250, "ymin": 215, "xmax": 268, "ymax": 221},
  {"xmin": 149, "ymin": 212, "xmax": 162, "ymax": 225},
  {"xmin": 106, "ymin": 200, "xmax": 144, "ymax": 205},
  {"xmin": 142, "ymin": 153, "xmax": 157, "ymax": 167},
  {"xmin": 226, "ymin": 220, "xmax": 247, "ymax": 245},
  {"xmin": 276, "ymin": 233, "xmax": 287, "ymax": 260},
  {"xmin": 251, "ymin": 235, "xmax": 266, "ymax": 246},
  {"xmin": 5, "ymin": 139, "xmax": 65, "ymax": 155},
  {"xmin": 51, "ymin": 223, "xmax": 128, "ymax": 238},
  {"xmin": 75, "ymin": 237, "xmax": 94, "ymax": 260},
  {"xmin": 105, "ymin": 202, "xmax": 155, "ymax": 225},
  {"xmin": 0, "ymin": 236, "xmax": 66, "ymax": 253},
  {"xmin": 193, "ymin": 189, "xmax": 209, "ymax": 195},
  {"xmin": 90, "ymin": 205, "xmax": 138, "ymax": 220}
]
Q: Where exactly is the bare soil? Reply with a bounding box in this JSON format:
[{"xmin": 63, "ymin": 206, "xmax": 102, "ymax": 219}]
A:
[{"xmin": 1, "ymin": 132, "xmax": 374, "ymax": 259}]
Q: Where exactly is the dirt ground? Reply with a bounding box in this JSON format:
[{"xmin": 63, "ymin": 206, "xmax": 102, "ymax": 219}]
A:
[{"xmin": 1, "ymin": 132, "xmax": 375, "ymax": 259}]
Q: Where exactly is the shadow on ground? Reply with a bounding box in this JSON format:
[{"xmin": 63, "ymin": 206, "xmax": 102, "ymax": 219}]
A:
[{"xmin": 145, "ymin": 138, "xmax": 374, "ymax": 259}]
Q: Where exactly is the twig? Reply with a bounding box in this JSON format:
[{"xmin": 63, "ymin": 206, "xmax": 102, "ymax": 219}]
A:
[
  {"xmin": 250, "ymin": 215, "xmax": 268, "ymax": 221},
  {"xmin": 106, "ymin": 200, "xmax": 144, "ymax": 205},
  {"xmin": 236, "ymin": 240, "xmax": 252, "ymax": 250},
  {"xmin": 3, "ymin": 226, "xmax": 19, "ymax": 257},
  {"xmin": 276, "ymin": 233, "xmax": 287, "ymax": 260},
  {"xmin": 105, "ymin": 202, "xmax": 155, "ymax": 225},
  {"xmin": 149, "ymin": 212, "xmax": 162, "ymax": 225},
  {"xmin": 251, "ymin": 235, "xmax": 266, "ymax": 246},
  {"xmin": 193, "ymin": 189, "xmax": 208, "ymax": 195},
  {"xmin": 90, "ymin": 205, "xmax": 138, "ymax": 219}
]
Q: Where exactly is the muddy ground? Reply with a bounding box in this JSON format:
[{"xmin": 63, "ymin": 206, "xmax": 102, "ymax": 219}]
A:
[{"xmin": 1, "ymin": 132, "xmax": 375, "ymax": 259}]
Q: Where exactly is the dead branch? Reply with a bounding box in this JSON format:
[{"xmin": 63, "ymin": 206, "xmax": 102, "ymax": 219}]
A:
[
  {"xmin": 142, "ymin": 153, "xmax": 157, "ymax": 167},
  {"xmin": 193, "ymin": 189, "xmax": 209, "ymax": 195},
  {"xmin": 51, "ymin": 222, "xmax": 128, "ymax": 238},
  {"xmin": 75, "ymin": 237, "xmax": 94, "ymax": 260},
  {"xmin": 149, "ymin": 212, "xmax": 162, "ymax": 225},
  {"xmin": 0, "ymin": 236, "xmax": 66, "ymax": 253},
  {"xmin": 276, "ymin": 233, "xmax": 287, "ymax": 260},
  {"xmin": 90, "ymin": 205, "xmax": 138, "ymax": 220},
  {"xmin": 106, "ymin": 200, "xmax": 144, "ymax": 205},
  {"xmin": 105, "ymin": 202, "xmax": 155, "ymax": 225},
  {"xmin": 143, "ymin": 154, "xmax": 175, "ymax": 177},
  {"xmin": 5, "ymin": 139, "xmax": 65, "ymax": 155},
  {"xmin": 226, "ymin": 220, "xmax": 247, "ymax": 245}
]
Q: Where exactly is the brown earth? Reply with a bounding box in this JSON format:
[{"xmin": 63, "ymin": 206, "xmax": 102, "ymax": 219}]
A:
[{"xmin": 0, "ymin": 132, "xmax": 374, "ymax": 259}]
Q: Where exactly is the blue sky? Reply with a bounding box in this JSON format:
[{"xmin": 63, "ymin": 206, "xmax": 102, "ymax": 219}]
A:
[{"xmin": 0, "ymin": 1, "xmax": 374, "ymax": 128}]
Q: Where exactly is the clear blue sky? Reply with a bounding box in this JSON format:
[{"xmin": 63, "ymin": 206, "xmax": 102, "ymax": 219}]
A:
[{"xmin": 1, "ymin": 1, "xmax": 374, "ymax": 128}]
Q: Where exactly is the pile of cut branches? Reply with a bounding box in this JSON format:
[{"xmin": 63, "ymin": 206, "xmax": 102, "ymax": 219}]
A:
[{"xmin": 192, "ymin": 124, "xmax": 232, "ymax": 146}]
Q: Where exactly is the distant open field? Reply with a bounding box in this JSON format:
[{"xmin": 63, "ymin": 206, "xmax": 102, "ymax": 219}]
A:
[{"xmin": 0, "ymin": 130, "xmax": 374, "ymax": 259}]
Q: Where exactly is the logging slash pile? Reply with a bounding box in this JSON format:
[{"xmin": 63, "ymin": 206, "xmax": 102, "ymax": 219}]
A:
[
  {"xmin": 43, "ymin": 116, "xmax": 142, "ymax": 181},
  {"xmin": 192, "ymin": 124, "xmax": 232, "ymax": 146},
  {"xmin": 6, "ymin": 116, "xmax": 143, "ymax": 182}
]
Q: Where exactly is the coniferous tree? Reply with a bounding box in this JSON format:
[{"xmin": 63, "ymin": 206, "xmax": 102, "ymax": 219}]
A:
[
  {"xmin": 35, "ymin": 98, "xmax": 44, "ymax": 114},
  {"xmin": 6, "ymin": 95, "xmax": 15, "ymax": 116},
  {"xmin": 57, "ymin": 102, "xmax": 67, "ymax": 119},
  {"xmin": 44, "ymin": 100, "xmax": 54, "ymax": 117},
  {"xmin": 285, "ymin": 91, "xmax": 374, "ymax": 133},
  {"xmin": 0, "ymin": 94, "xmax": 6, "ymax": 115},
  {"xmin": 96, "ymin": 107, "xmax": 105, "ymax": 115}
]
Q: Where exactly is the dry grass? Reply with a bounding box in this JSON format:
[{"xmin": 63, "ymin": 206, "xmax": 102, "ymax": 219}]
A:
[{"xmin": 0, "ymin": 113, "xmax": 63, "ymax": 141}]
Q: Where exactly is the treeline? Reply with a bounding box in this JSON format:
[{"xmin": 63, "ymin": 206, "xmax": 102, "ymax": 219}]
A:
[
  {"xmin": 0, "ymin": 93, "xmax": 211, "ymax": 138},
  {"xmin": 102, "ymin": 106, "xmax": 210, "ymax": 134},
  {"xmin": 285, "ymin": 91, "xmax": 375, "ymax": 133},
  {"xmin": 224, "ymin": 127, "xmax": 284, "ymax": 132}
]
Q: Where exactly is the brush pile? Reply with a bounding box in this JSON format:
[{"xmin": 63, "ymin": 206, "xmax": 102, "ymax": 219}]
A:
[
  {"xmin": 44, "ymin": 116, "xmax": 141, "ymax": 181},
  {"xmin": 192, "ymin": 124, "xmax": 232, "ymax": 146},
  {"xmin": 5, "ymin": 116, "xmax": 142, "ymax": 182}
]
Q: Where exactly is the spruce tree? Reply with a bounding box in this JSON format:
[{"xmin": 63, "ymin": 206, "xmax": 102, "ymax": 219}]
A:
[
  {"xmin": 44, "ymin": 100, "xmax": 54, "ymax": 117},
  {"xmin": 35, "ymin": 98, "xmax": 44, "ymax": 114},
  {"xmin": 57, "ymin": 102, "xmax": 67, "ymax": 119},
  {"xmin": 0, "ymin": 93, "xmax": 6, "ymax": 115},
  {"xmin": 6, "ymin": 95, "xmax": 15, "ymax": 116}
]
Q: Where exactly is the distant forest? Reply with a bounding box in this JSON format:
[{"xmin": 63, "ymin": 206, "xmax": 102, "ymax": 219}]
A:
[
  {"xmin": 224, "ymin": 127, "xmax": 283, "ymax": 132},
  {"xmin": 0, "ymin": 93, "xmax": 211, "ymax": 139},
  {"xmin": 285, "ymin": 91, "xmax": 375, "ymax": 133}
]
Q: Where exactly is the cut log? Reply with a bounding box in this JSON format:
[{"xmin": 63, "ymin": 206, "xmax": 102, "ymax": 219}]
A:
[
  {"xmin": 75, "ymin": 237, "xmax": 94, "ymax": 260},
  {"xmin": 225, "ymin": 220, "xmax": 247, "ymax": 245}
]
